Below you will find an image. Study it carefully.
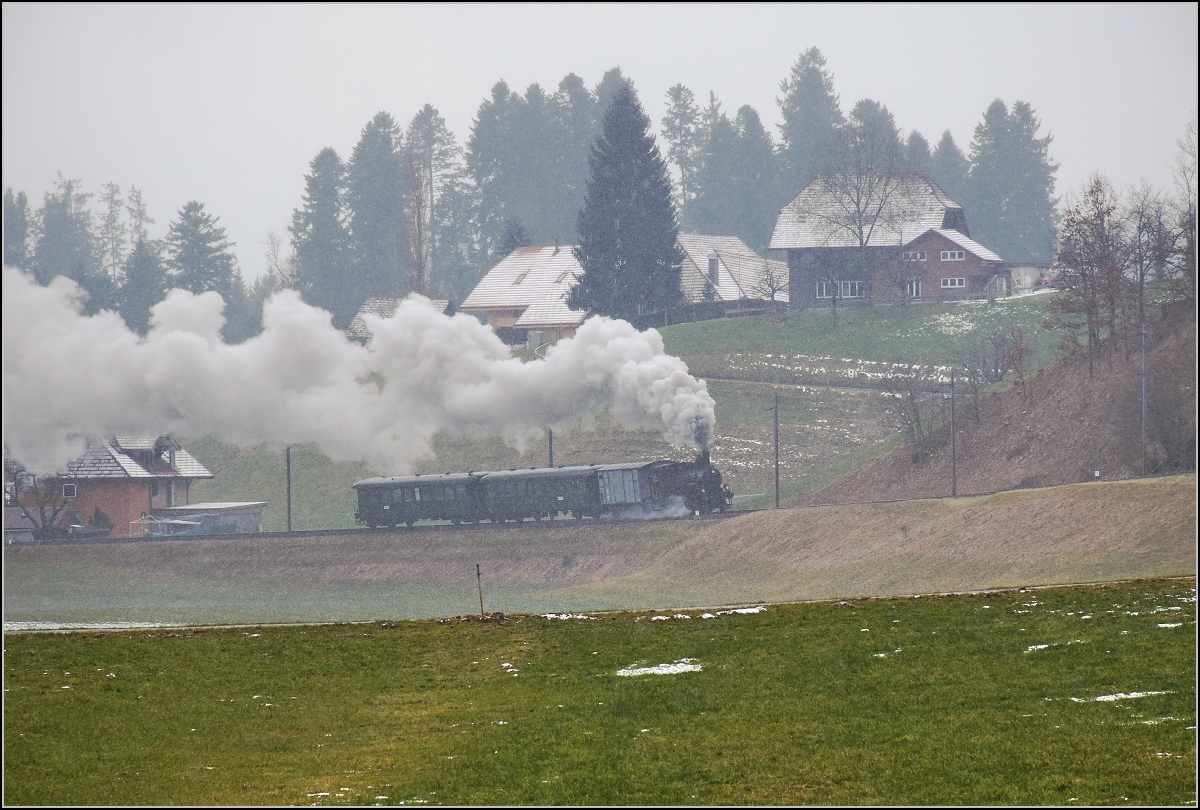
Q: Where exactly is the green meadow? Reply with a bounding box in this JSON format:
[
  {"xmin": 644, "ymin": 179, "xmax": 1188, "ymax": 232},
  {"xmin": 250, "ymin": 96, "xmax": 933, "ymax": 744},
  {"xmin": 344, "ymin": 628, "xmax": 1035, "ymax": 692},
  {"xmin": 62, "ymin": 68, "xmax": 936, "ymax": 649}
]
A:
[{"xmin": 4, "ymin": 578, "xmax": 1195, "ymax": 806}]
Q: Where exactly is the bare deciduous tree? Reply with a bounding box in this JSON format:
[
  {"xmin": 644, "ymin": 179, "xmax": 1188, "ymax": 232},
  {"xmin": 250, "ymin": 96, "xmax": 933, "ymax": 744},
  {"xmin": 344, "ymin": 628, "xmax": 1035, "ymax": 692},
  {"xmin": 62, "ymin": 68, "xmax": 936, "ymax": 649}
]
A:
[{"xmin": 5, "ymin": 460, "xmax": 72, "ymax": 542}]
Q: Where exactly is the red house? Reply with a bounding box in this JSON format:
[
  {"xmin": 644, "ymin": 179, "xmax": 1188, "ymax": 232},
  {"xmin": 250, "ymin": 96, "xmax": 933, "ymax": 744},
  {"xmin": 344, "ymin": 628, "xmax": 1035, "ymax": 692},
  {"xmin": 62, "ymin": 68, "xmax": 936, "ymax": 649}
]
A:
[{"xmin": 4, "ymin": 435, "xmax": 214, "ymax": 541}]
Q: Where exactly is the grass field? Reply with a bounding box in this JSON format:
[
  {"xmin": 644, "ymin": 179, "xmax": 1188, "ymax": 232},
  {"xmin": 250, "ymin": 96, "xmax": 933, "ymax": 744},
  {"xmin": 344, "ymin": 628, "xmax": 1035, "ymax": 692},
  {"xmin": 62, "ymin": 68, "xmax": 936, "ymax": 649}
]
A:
[
  {"xmin": 660, "ymin": 292, "xmax": 1059, "ymax": 368},
  {"xmin": 3, "ymin": 578, "xmax": 1194, "ymax": 806}
]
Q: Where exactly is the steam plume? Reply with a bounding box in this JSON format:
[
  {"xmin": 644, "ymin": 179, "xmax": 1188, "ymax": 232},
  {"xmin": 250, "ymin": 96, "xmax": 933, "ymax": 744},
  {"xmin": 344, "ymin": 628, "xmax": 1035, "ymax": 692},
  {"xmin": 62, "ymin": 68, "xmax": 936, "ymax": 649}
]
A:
[{"xmin": 2, "ymin": 268, "xmax": 716, "ymax": 475}]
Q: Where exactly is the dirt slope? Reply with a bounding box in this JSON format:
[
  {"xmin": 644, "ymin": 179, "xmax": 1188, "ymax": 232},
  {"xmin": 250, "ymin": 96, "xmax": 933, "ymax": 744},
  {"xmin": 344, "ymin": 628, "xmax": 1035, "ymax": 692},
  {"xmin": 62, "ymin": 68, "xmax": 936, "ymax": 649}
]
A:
[
  {"xmin": 5, "ymin": 475, "xmax": 1194, "ymax": 625},
  {"xmin": 789, "ymin": 310, "xmax": 1197, "ymax": 506}
]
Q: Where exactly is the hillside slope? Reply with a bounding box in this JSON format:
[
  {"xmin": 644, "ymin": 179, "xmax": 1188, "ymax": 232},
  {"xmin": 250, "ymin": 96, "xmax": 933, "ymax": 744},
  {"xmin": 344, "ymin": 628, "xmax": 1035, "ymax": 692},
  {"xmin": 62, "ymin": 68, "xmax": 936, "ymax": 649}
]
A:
[
  {"xmin": 789, "ymin": 310, "xmax": 1197, "ymax": 506},
  {"xmin": 5, "ymin": 475, "xmax": 1194, "ymax": 625}
]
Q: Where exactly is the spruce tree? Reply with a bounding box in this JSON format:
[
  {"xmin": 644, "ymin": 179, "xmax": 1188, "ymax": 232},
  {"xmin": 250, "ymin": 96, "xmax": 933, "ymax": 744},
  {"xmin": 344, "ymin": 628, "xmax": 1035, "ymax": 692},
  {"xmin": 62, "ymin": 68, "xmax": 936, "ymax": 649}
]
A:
[
  {"xmin": 688, "ymin": 94, "xmax": 737, "ymax": 235},
  {"xmin": 4, "ymin": 188, "xmax": 31, "ymax": 270},
  {"xmin": 930, "ymin": 130, "xmax": 970, "ymax": 207},
  {"xmin": 290, "ymin": 147, "xmax": 354, "ymax": 325},
  {"xmin": 467, "ymin": 82, "xmax": 521, "ymax": 263},
  {"xmin": 164, "ymin": 200, "xmax": 238, "ymax": 300},
  {"xmin": 31, "ymin": 174, "xmax": 116, "ymax": 313},
  {"xmin": 728, "ymin": 105, "xmax": 779, "ymax": 253},
  {"xmin": 776, "ymin": 46, "xmax": 844, "ymax": 197},
  {"xmin": 550, "ymin": 73, "xmax": 599, "ymax": 247},
  {"xmin": 347, "ymin": 111, "xmax": 410, "ymax": 303},
  {"xmin": 661, "ymin": 84, "xmax": 700, "ymax": 210},
  {"xmin": 118, "ymin": 238, "xmax": 167, "ymax": 335},
  {"xmin": 966, "ymin": 99, "xmax": 1058, "ymax": 263},
  {"xmin": 97, "ymin": 182, "xmax": 127, "ymax": 282},
  {"xmin": 569, "ymin": 84, "xmax": 682, "ymax": 320},
  {"xmin": 904, "ymin": 131, "xmax": 932, "ymax": 175}
]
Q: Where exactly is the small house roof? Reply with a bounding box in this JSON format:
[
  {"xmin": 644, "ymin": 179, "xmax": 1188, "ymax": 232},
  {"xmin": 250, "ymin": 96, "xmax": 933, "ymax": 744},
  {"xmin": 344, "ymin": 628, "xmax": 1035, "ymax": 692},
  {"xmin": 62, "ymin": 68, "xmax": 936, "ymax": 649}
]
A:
[
  {"xmin": 459, "ymin": 246, "xmax": 587, "ymax": 328},
  {"xmin": 926, "ymin": 229, "xmax": 1003, "ymax": 263},
  {"xmin": 769, "ymin": 172, "xmax": 964, "ymax": 251},
  {"xmin": 346, "ymin": 296, "xmax": 450, "ymax": 342},
  {"xmin": 60, "ymin": 436, "xmax": 212, "ymax": 481},
  {"xmin": 677, "ymin": 233, "xmax": 789, "ymax": 304}
]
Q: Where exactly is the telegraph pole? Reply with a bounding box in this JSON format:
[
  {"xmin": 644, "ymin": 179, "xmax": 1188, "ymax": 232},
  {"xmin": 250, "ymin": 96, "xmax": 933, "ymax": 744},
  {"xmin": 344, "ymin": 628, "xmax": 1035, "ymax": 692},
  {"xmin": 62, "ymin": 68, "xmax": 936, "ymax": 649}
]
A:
[
  {"xmin": 286, "ymin": 445, "xmax": 292, "ymax": 532},
  {"xmin": 950, "ymin": 370, "xmax": 957, "ymax": 497},
  {"xmin": 774, "ymin": 389, "xmax": 781, "ymax": 508},
  {"xmin": 1141, "ymin": 322, "xmax": 1147, "ymax": 476}
]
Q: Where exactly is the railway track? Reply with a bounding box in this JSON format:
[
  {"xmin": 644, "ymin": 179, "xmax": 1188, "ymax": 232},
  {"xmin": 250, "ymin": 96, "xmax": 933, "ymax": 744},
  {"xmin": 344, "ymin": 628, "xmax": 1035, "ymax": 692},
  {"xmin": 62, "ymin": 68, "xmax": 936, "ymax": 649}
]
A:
[{"xmin": 7, "ymin": 509, "xmax": 745, "ymax": 547}]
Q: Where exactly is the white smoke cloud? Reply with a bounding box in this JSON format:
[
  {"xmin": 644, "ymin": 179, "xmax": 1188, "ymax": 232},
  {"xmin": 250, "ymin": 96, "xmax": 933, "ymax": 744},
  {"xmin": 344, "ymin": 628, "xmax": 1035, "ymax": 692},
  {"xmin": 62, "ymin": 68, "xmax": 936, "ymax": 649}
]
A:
[{"xmin": 2, "ymin": 267, "xmax": 715, "ymax": 475}]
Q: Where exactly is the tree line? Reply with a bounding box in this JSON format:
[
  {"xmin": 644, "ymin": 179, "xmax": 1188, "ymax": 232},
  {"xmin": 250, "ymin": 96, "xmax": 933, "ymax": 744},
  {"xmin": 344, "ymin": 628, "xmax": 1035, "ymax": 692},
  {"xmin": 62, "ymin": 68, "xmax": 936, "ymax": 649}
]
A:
[{"xmin": 0, "ymin": 47, "xmax": 1168, "ymax": 341}]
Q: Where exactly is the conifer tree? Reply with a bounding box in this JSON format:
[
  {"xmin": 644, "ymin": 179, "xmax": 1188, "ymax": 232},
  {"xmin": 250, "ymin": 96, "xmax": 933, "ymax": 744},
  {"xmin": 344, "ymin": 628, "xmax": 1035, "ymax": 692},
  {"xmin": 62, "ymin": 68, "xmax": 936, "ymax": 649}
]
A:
[
  {"xmin": 930, "ymin": 130, "xmax": 970, "ymax": 208},
  {"xmin": 467, "ymin": 81, "xmax": 521, "ymax": 263},
  {"xmin": 776, "ymin": 46, "xmax": 844, "ymax": 197},
  {"xmin": 125, "ymin": 186, "xmax": 155, "ymax": 245},
  {"xmin": 661, "ymin": 84, "xmax": 701, "ymax": 210},
  {"xmin": 97, "ymin": 182, "xmax": 127, "ymax": 282},
  {"xmin": 4, "ymin": 187, "xmax": 31, "ymax": 270},
  {"xmin": 290, "ymin": 147, "xmax": 354, "ymax": 325},
  {"xmin": 165, "ymin": 200, "xmax": 238, "ymax": 300},
  {"xmin": 966, "ymin": 99, "xmax": 1058, "ymax": 263},
  {"xmin": 405, "ymin": 105, "xmax": 465, "ymax": 297},
  {"xmin": 904, "ymin": 131, "xmax": 932, "ymax": 175},
  {"xmin": 348, "ymin": 111, "xmax": 410, "ymax": 303},
  {"xmin": 31, "ymin": 174, "xmax": 116, "ymax": 313},
  {"xmin": 569, "ymin": 84, "xmax": 682, "ymax": 320},
  {"xmin": 118, "ymin": 237, "xmax": 167, "ymax": 335}
]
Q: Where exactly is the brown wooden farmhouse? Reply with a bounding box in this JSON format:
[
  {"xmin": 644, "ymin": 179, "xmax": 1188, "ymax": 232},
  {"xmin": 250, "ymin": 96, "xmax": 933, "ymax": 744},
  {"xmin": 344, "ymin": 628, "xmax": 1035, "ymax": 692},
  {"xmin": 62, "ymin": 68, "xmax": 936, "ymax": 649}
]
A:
[{"xmin": 769, "ymin": 172, "xmax": 1006, "ymax": 308}]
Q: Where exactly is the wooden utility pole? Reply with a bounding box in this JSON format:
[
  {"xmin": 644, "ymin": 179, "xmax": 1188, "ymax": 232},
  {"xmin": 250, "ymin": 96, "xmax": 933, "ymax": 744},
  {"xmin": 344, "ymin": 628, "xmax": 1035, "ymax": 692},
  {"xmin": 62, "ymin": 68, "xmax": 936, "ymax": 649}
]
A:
[
  {"xmin": 1141, "ymin": 322, "xmax": 1147, "ymax": 476},
  {"xmin": 286, "ymin": 445, "xmax": 292, "ymax": 532},
  {"xmin": 476, "ymin": 563, "xmax": 485, "ymax": 617},
  {"xmin": 548, "ymin": 429, "xmax": 554, "ymax": 467},
  {"xmin": 950, "ymin": 370, "xmax": 957, "ymax": 497},
  {"xmin": 774, "ymin": 389, "xmax": 781, "ymax": 508}
]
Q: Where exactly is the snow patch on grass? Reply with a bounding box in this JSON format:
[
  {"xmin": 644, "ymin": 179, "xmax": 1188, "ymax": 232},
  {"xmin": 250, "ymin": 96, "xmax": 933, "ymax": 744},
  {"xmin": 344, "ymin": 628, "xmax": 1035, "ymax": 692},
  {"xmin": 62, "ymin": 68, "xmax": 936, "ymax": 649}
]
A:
[{"xmin": 616, "ymin": 659, "xmax": 702, "ymax": 677}]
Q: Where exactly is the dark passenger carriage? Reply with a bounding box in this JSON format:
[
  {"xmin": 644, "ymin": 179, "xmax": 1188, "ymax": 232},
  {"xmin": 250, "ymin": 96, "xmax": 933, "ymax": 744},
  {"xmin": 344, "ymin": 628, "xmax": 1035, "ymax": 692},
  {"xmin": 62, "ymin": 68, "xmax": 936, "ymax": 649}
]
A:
[
  {"xmin": 353, "ymin": 472, "xmax": 484, "ymax": 527},
  {"xmin": 352, "ymin": 454, "xmax": 732, "ymax": 528}
]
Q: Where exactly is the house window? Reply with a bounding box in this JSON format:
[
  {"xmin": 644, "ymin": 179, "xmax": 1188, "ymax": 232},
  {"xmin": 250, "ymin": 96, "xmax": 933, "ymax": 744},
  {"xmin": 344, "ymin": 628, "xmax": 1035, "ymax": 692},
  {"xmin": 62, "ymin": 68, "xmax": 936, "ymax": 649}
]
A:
[
  {"xmin": 816, "ymin": 280, "xmax": 864, "ymax": 298},
  {"xmin": 941, "ymin": 277, "xmax": 966, "ymax": 288},
  {"xmin": 554, "ymin": 271, "xmax": 571, "ymax": 284},
  {"xmin": 62, "ymin": 483, "xmax": 77, "ymax": 498},
  {"xmin": 513, "ymin": 271, "xmax": 529, "ymax": 284},
  {"xmin": 907, "ymin": 279, "xmax": 922, "ymax": 298},
  {"xmin": 902, "ymin": 251, "xmax": 926, "ymax": 261},
  {"xmin": 940, "ymin": 250, "xmax": 965, "ymax": 261}
]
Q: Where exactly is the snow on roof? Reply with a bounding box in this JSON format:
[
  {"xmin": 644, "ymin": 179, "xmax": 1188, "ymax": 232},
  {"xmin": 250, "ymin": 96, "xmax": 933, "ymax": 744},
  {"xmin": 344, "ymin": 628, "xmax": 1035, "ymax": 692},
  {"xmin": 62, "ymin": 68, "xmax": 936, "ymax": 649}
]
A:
[
  {"xmin": 59, "ymin": 437, "xmax": 213, "ymax": 480},
  {"xmin": 459, "ymin": 246, "xmax": 587, "ymax": 328},
  {"xmin": 346, "ymin": 296, "xmax": 450, "ymax": 342},
  {"xmin": 769, "ymin": 172, "xmax": 963, "ymax": 251},
  {"xmin": 929, "ymin": 229, "xmax": 1004, "ymax": 263},
  {"xmin": 676, "ymin": 234, "xmax": 789, "ymax": 304}
]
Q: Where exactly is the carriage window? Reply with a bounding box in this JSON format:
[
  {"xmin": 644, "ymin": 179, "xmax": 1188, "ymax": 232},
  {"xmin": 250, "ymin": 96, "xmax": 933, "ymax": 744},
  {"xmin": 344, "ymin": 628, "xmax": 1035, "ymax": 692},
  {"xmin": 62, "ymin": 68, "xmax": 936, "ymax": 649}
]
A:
[{"xmin": 414, "ymin": 487, "xmax": 421, "ymax": 501}]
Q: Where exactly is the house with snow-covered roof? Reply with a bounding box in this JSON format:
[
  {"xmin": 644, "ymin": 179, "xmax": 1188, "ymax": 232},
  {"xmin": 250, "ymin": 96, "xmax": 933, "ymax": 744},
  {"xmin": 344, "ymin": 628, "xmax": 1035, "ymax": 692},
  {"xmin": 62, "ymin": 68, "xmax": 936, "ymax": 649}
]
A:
[
  {"xmin": 3, "ymin": 435, "xmax": 265, "ymax": 542},
  {"xmin": 346, "ymin": 296, "xmax": 450, "ymax": 344},
  {"xmin": 458, "ymin": 245, "xmax": 587, "ymax": 346},
  {"xmin": 769, "ymin": 172, "xmax": 1006, "ymax": 307},
  {"xmin": 677, "ymin": 233, "xmax": 788, "ymax": 309}
]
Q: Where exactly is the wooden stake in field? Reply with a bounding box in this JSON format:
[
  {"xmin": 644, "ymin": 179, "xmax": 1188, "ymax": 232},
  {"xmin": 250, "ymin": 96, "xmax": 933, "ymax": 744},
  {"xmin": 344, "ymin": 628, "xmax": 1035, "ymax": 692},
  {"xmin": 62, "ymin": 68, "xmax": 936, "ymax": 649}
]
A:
[{"xmin": 476, "ymin": 563, "xmax": 484, "ymax": 617}]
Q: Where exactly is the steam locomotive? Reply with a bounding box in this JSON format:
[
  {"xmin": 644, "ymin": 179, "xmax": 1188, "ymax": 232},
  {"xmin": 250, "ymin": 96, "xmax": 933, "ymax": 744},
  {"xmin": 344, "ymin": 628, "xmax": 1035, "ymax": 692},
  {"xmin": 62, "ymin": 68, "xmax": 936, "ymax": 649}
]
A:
[{"xmin": 353, "ymin": 452, "xmax": 732, "ymax": 528}]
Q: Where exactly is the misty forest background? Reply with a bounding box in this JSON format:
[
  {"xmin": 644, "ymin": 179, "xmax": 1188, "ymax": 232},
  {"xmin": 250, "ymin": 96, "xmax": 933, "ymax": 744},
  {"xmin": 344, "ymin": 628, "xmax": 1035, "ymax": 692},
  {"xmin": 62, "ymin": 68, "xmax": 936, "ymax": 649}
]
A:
[{"xmin": 4, "ymin": 47, "xmax": 1104, "ymax": 342}]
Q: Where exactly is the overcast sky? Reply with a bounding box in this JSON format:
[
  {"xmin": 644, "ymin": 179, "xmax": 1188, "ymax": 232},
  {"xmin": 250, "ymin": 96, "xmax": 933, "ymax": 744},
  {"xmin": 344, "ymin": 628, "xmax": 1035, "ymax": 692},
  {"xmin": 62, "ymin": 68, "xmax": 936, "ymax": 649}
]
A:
[{"xmin": 3, "ymin": 3, "xmax": 1196, "ymax": 281}]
